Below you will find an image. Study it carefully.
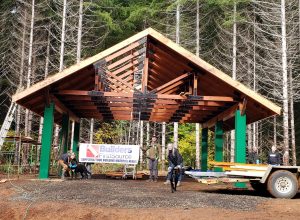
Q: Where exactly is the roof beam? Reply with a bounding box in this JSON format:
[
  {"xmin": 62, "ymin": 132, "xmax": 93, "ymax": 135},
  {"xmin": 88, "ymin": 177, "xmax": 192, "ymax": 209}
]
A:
[
  {"xmin": 152, "ymin": 73, "xmax": 191, "ymax": 93},
  {"xmin": 107, "ymin": 47, "xmax": 146, "ymax": 70},
  {"xmin": 202, "ymin": 103, "xmax": 240, "ymax": 129},
  {"xmin": 105, "ymin": 37, "xmax": 146, "ymax": 62},
  {"xmin": 51, "ymin": 95, "xmax": 80, "ymax": 122}
]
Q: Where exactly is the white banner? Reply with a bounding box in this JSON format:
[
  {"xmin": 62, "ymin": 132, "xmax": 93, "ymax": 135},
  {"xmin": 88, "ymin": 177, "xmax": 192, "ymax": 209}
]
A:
[{"xmin": 79, "ymin": 143, "xmax": 140, "ymax": 164}]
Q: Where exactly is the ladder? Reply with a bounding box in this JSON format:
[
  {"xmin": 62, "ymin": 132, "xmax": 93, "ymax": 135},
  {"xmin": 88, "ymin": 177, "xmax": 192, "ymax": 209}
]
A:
[{"xmin": 0, "ymin": 102, "xmax": 17, "ymax": 150}]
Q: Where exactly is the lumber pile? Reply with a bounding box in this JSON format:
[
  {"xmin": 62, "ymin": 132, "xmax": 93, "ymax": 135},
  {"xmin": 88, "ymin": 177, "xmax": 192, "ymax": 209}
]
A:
[
  {"xmin": 105, "ymin": 171, "xmax": 144, "ymax": 179},
  {"xmin": 210, "ymin": 161, "xmax": 269, "ymax": 178}
]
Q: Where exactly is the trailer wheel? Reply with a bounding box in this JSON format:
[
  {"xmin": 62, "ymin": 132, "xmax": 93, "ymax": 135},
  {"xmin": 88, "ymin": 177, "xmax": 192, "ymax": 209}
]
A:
[
  {"xmin": 250, "ymin": 181, "xmax": 267, "ymax": 193},
  {"xmin": 267, "ymin": 170, "xmax": 298, "ymax": 199}
]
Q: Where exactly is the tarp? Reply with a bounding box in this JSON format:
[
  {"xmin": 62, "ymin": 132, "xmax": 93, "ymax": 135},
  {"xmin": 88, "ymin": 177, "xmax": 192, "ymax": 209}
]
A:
[{"xmin": 79, "ymin": 143, "xmax": 140, "ymax": 164}]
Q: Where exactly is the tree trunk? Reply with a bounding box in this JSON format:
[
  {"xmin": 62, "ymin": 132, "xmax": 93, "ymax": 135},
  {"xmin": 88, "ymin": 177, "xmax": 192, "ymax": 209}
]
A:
[
  {"xmin": 162, "ymin": 122, "xmax": 166, "ymax": 170},
  {"xmin": 281, "ymin": 0, "xmax": 289, "ymax": 165},
  {"xmin": 146, "ymin": 122, "xmax": 150, "ymax": 165},
  {"xmin": 230, "ymin": 2, "xmax": 237, "ymax": 162},
  {"xmin": 195, "ymin": 123, "xmax": 200, "ymax": 169},
  {"xmin": 23, "ymin": 0, "xmax": 35, "ymax": 166},
  {"xmin": 89, "ymin": 118, "xmax": 94, "ymax": 144},
  {"xmin": 273, "ymin": 116, "xmax": 277, "ymax": 148},
  {"xmin": 196, "ymin": 0, "xmax": 200, "ymax": 57},
  {"xmin": 139, "ymin": 121, "xmax": 144, "ymax": 169},
  {"xmin": 38, "ymin": 28, "xmax": 51, "ymax": 161},
  {"xmin": 54, "ymin": 0, "xmax": 68, "ymax": 149},
  {"xmin": 14, "ymin": 8, "xmax": 28, "ymax": 165},
  {"xmin": 174, "ymin": 2, "xmax": 180, "ymax": 149},
  {"xmin": 195, "ymin": 0, "xmax": 201, "ymax": 169},
  {"xmin": 247, "ymin": 124, "xmax": 252, "ymax": 151},
  {"xmin": 289, "ymin": 69, "xmax": 296, "ymax": 165}
]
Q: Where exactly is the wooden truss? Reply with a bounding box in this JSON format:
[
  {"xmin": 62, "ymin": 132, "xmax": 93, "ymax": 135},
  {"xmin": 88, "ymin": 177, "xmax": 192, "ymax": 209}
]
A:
[{"xmin": 12, "ymin": 28, "xmax": 281, "ymax": 130}]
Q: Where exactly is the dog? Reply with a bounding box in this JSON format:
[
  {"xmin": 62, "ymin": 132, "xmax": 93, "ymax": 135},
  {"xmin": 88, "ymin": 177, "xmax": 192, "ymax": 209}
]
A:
[{"xmin": 69, "ymin": 159, "xmax": 91, "ymax": 179}]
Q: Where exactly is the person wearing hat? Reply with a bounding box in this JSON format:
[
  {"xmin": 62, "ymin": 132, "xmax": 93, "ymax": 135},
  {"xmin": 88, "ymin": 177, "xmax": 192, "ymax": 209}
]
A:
[
  {"xmin": 146, "ymin": 135, "xmax": 160, "ymax": 182},
  {"xmin": 58, "ymin": 151, "xmax": 75, "ymax": 180},
  {"xmin": 164, "ymin": 143, "xmax": 183, "ymax": 186}
]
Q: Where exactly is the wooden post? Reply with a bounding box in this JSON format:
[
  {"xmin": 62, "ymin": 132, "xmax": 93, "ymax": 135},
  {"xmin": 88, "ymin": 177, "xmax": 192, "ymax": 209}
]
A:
[
  {"xmin": 72, "ymin": 122, "xmax": 80, "ymax": 158},
  {"xmin": 195, "ymin": 123, "xmax": 200, "ymax": 169},
  {"xmin": 39, "ymin": 103, "xmax": 54, "ymax": 179},
  {"xmin": 201, "ymin": 128, "xmax": 208, "ymax": 171},
  {"xmin": 235, "ymin": 109, "xmax": 247, "ymax": 188},
  {"xmin": 214, "ymin": 121, "xmax": 223, "ymax": 172},
  {"xmin": 61, "ymin": 114, "xmax": 69, "ymax": 153}
]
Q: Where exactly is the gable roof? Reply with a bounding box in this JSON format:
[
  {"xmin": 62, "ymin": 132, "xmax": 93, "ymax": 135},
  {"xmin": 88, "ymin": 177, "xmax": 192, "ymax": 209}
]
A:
[{"xmin": 12, "ymin": 28, "xmax": 281, "ymax": 130}]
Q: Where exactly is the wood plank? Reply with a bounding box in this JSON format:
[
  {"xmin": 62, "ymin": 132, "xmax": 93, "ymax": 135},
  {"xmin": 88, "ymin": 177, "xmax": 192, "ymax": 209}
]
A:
[
  {"xmin": 105, "ymin": 74, "xmax": 131, "ymax": 92},
  {"xmin": 202, "ymin": 103, "xmax": 239, "ymax": 128},
  {"xmin": 159, "ymin": 80, "xmax": 185, "ymax": 94},
  {"xmin": 105, "ymin": 70, "xmax": 134, "ymax": 91},
  {"xmin": 105, "ymin": 40, "xmax": 144, "ymax": 62},
  {"xmin": 149, "ymin": 61, "xmax": 176, "ymax": 80},
  {"xmin": 107, "ymin": 48, "xmax": 145, "ymax": 70},
  {"xmin": 57, "ymin": 90, "xmax": 88, "ymax": 96},
  {"xmin": 193, "ymin": 73, "xmax": 198, "ymax": 95},
  {"xmin": 149, "ymin": 43, "xmax": 193, "ymax": 71},
  {"xmin": 153, "ymin": 73, "xmax": 191, "ymax": 93},
  {"xmin": 110, "ymin": 60, "xmax": 139, "ymax": 76}
]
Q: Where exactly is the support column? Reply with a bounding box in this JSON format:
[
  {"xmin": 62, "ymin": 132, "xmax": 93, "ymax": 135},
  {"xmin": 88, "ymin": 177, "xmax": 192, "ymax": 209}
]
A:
[
  {"xmin": 39, "ymin": 103, "xmax": 54, "ymax": 179},
  {"xmin": 61, "ymin": 114, "xmax": 69, "ymax": 153},
  {"xmin": 214, "ymin": 121, "xmax": 224, "ymax": 172},
  {"xmin": 201, "ymin": 128, "xmax": 208, "ymax": 171},
  {"xmin": 72, "ymin": 121, "xmax": 80, "ymax": 158},
  {"xmin": 235, "ymin": 109, "xmax": 247, "ymax": 188}
]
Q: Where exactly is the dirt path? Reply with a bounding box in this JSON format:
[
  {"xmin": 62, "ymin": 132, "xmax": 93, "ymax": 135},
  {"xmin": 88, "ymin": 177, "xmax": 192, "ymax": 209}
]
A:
[{"xmin": 0, "ymin": 177, "xmax": 299, "ymax": 220}]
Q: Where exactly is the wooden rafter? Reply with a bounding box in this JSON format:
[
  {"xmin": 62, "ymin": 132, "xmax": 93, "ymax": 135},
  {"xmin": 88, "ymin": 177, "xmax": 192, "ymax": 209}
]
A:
[
  {"xmin": 202, "ymin": 103, "xmax": 240, "ymax": 129},
  {"xmin": 51, "ymin": 95, "xmax": 80, "ymax": 122},
  {"xmin": 152, "ymin": 73, "xmax": 191, "ymax": 93},
  {"xmin": 105, "ymin": 37, "xmax": 146, "ymax": 62}
]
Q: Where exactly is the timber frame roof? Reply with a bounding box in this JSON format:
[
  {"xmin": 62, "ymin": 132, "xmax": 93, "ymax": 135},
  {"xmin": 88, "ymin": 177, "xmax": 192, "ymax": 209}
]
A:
[{"xmin": 12, "ymin": 28, "xmax": 281, "ymax": 131}]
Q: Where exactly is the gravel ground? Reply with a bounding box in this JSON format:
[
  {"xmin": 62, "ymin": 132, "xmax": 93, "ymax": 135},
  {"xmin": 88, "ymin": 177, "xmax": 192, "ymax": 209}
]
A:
[{"xmin": 6, "ymin": 178, "xmax": 270, "ymax": 211}]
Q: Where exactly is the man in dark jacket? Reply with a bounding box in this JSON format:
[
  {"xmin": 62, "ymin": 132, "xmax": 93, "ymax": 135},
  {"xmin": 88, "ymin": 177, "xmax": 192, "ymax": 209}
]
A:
[
  {"xmin": 268, "ymin": 146, "xmax": 281, "ymax": 165},
  {"xmin": 164, "ymin": 143, "xmax": 183, "ymax": 186}
]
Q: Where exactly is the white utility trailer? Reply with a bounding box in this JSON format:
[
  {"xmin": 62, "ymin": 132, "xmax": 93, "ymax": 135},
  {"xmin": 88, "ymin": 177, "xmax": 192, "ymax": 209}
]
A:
[{"xmin": 185, "ymin": 162, "xmax": 300, "ymax": 199}]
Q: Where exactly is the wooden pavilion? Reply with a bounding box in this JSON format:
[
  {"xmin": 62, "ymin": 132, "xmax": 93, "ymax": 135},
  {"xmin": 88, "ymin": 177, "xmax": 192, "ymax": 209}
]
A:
[{"xmin": 12, "ymin": 28, "xmax": 281, "ymax": 179}]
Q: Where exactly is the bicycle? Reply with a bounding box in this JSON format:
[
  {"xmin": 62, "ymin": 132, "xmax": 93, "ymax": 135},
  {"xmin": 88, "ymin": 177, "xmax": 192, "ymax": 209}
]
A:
[{"xmin": 170, "ymin": 166, "xmax": 180, "ymax": 193}]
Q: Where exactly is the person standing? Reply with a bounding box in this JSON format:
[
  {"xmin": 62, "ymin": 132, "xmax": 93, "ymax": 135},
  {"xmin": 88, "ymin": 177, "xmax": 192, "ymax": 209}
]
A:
[
  {"xmin": 146, "ymin": 135, "xmax": 160, "ymax": 182},
  {"xmin": 267, "ymin": 145, "xmax": 281, "ymax": 165}
]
